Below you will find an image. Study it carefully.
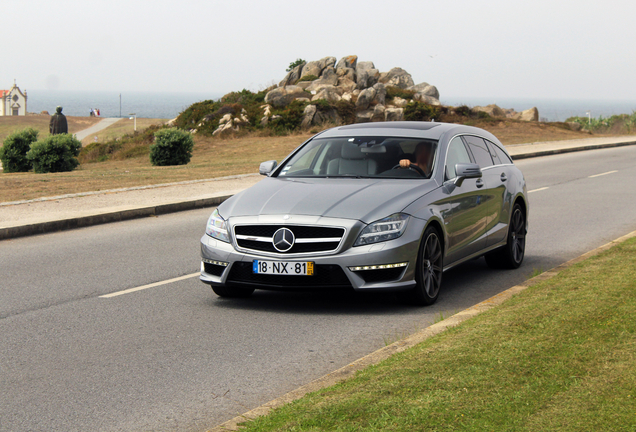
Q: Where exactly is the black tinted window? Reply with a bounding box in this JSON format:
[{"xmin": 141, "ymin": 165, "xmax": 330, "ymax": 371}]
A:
[
  {"xmin": 491, "ymin": 141, "xmax": 513, "ymax": 164},
  {"xmin": 463, "ymin": 135, "xmax": 493, "ymax": 168},
  {"xmin": 486, "ymin": 140, "xmax": 502, "ymax": 165}
]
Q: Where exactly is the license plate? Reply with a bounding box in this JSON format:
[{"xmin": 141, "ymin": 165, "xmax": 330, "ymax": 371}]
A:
[{"xmin": 253, "ymin": 260, "xmax": 314, "ymax": 276}]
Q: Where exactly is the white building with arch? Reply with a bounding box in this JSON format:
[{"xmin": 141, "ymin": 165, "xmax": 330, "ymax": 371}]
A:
[{"xmin": 1, "ymin": 82, "xmax": 27, "ymax": 116}]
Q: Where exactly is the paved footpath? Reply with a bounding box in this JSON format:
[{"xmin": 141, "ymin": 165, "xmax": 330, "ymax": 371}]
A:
[
  {"xmin": 1, "ymin": 135, "xmax": 635, "ymax": 240},
  {"xmin": 74, "ymin": 117, "xmax": 123, "ymax": 141}
]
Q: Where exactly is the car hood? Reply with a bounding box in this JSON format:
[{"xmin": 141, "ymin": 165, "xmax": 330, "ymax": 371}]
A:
[{"xmin": 219, "ymin": 177, "xmax": 438, "ymax": 223}]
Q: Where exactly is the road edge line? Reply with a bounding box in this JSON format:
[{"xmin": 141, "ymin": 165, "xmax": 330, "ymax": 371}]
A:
[{"xmin": 207, "ymin": 229, "xmax": 636, "ymax": 432}]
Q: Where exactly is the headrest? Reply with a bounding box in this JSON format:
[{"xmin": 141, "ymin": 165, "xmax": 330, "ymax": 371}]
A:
[{"xmin": 341, "ymin": 142, "xmax": 365, "ymax": 159}]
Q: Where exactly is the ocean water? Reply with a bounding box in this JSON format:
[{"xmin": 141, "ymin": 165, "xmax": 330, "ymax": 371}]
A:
[
  {"xmin": 25, "ymin": 90, "xmax": 223, "ymax": 119},
  {"xmin": 22, "ymin": 90, "xmax": 636, "ymax": 122}
]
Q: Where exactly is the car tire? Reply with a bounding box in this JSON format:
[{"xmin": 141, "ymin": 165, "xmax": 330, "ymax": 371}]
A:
[
  {"xmin": 211, "ymin": 285, "xmax": 255, "ymax": 298},
  {"xmin": 485, "ymin": 203, "xmax": 526, "ymax": 269},
  {"xmin": 400, "ymin": 225, "xmax": 443, "ymax": 306}
]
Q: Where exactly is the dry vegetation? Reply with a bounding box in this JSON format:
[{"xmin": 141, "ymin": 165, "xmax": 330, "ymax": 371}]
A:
[
  {"xmin": 0, "ymin": 115, "xmax": 101, "ymax": 143},
  {"xmin": 0, "ymin": 115, "xmax": 622, "ymax": 203}
]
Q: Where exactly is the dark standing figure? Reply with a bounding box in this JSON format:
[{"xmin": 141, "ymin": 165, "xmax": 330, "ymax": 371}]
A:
[{"xmin": 49, "ymin": 106, "xmax": 68, "ymax": 135}]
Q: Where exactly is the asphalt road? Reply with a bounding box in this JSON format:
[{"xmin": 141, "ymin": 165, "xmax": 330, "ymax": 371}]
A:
[{"xmin": 1, "ymin": 146, "xmax": 635, "ymax": 432}]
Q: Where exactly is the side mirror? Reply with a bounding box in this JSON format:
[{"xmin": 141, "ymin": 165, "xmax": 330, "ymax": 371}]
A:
[
  {"xmin": 443, "ymin": 163, "xmax": 482, "ymax": 193},
  {"xmin": 259, "ymin": 160, "xmax": 278, "ymax": 176}
]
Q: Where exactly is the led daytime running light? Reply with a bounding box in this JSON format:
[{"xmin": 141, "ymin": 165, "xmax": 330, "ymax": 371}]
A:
[{"xmin": 349, "ymin": 262, "xmax": 408, "ymax": 272}]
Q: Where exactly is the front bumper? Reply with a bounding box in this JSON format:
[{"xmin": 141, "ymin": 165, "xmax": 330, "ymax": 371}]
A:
[{"xmin": 200, "ymin": 215, "xmax": 425, "ymax": 292}]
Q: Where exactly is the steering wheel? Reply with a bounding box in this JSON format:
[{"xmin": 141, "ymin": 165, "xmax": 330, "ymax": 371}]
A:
[{"xmin": 392, "ymin": 163, "xmax": 427, "ymax": 178}]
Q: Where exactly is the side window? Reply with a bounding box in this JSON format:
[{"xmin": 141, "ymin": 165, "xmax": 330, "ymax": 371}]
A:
[
  {"xmin": 485, "ymin": 140, "xmax": 502, "ymax": 165},
  {"xmin": 445, "ymin": 137, "xmax": 472, "ymax": 180},
  {"xmin": 463, "ymin": 135, "xmax": 493, "ymax": 169},
  {"xmin": 492, "ymin": 141, "xmax": 513, "ymax": 164}
]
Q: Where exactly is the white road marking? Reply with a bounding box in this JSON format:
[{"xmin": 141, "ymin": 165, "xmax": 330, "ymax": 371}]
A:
[
  {"xmin": 589, "ymin": 170, "xmax": 618, "ymax": 178},
  {"xmin": 528, "ymin": 187, "xmax": 549, "ymax": 193},
  {"xmin": 100, "ymin": 272, "xmax": 199, "ymax": 298}
]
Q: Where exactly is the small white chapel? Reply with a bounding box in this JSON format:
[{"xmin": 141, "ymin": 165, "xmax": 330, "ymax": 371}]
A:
[{"xmin": 1, "ymin": 81, "xmax": 28, "ymax": 116}]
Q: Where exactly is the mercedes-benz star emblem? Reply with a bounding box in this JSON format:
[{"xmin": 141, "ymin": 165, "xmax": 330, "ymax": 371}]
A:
[{"xmin": 273, "ymin": 228, "xmax": 295, "ymax": 252}]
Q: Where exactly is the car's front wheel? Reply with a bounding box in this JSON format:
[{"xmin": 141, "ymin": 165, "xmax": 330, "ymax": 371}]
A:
[
  {"xmin": 400, "ymin": 225, "xmax": 443, "ymax": 306},
  {"xmin": 485, "ymin": 203, "xmax": 526, "ymax": 269},
  {"xmin": 212, "ymin": 285, "xmax": 255, "ymax": 298}
]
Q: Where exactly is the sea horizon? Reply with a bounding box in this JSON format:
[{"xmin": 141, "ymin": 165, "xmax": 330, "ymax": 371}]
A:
[{"xmin": 21, "ymin": 90, "xmax": 636, "ymax": 123}]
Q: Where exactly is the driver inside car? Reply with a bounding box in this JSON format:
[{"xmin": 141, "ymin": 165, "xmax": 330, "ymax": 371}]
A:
[{"xmin": 399, "ymin": 141, "xmax": 434, "ymax": 176}]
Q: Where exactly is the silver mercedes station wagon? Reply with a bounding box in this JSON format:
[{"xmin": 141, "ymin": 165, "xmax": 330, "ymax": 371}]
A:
[{"xmin": 200, "ymin": 121, "xmax": 529, "ymax": 305}]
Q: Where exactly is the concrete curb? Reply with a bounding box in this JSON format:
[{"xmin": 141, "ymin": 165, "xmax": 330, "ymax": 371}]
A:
[
  {"xmin": 207, "ymin": 229, "xmax": 636, "ymax": 432},
  {"xmin": 0, "ymin": 195, "xmax": 232, "ymax": 241}
]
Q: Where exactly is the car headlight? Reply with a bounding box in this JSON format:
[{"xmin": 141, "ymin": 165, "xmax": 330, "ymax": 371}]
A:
[
  {"xmin": 354, "ymin": 213, "xmax": 410, "ymax": 246},
  {"xmin": 206, "ymin": 208, "xmax": 230, "ymax": 243}
]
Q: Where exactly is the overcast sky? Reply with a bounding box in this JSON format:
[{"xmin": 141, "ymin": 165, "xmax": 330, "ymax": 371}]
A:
[{"xmin": 5, "ymin": 0, "xmax": 636, "ymax": 101}]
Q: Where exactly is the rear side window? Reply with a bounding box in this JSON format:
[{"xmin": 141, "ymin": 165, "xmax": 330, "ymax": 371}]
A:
[
  {"xmin": 489, "ymin": 140, "xmax": 513, "ymax": 164},
  {"xmin": 463, "ymin": 135, "xmax": 493, "ymax": 169},
  {"xmin": 486, "ymin": 140, "xmax": 502, "ymax": 165},
  {"xmin": 445, "ymin": 136, "xmax": 472, "ymax": 179}
]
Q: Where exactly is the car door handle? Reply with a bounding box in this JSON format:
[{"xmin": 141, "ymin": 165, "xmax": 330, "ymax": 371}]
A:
[
  {"xmin": 476, "ymin": 179, "xmax": 484, "ymax": 188},
  {"xmin": 500, "ymin": 173, "xmax": 507, "ymax": 182}
]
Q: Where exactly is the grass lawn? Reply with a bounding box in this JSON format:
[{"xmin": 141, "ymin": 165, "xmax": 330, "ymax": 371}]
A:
[{"xmin": 237, "ymin": 237, "xmax": 636, "ymax": 431}]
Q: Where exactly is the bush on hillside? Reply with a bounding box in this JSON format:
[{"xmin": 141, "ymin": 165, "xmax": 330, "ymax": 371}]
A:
[
  {"xmin": 385, "ymin": 86, "xmax": 416, "ymax": 101},
  {"xmin": 0, "ymin": 127, "xmax": 39, "ymax": 172},
  {"xmin": 27, "ymin": 134, "xmax": 82, "ymax": 173},
  {"xmin": 404, "ymin": 101, "xmax": 442, "ymax": 122},
  {"xmin": 150, "ymin": 128, "xmax": 194, "ymax": 166}
]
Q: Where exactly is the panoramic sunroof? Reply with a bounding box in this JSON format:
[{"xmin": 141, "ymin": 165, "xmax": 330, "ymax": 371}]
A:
[{"xmin": 337, "ymin": 122, "xmax": 440, "ymax": 131}]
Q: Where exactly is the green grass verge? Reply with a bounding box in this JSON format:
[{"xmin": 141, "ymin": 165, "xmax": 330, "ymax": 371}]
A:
[{"xmin": 239, "ymin": 238, "xmax": 636, "ymax": 431}]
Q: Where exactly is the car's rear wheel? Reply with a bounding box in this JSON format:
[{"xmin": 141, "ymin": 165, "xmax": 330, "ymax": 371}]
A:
[
  {"xmin": 400, "ymin": 225, "xmax": 443, "ymax": 306},
  {"xmin": 485, "ymin": 203, "xmax": 526, "ymax": 269},
  {"xmin": 211, "ymin": 285, "xmax": 255, "ymax": 298}
]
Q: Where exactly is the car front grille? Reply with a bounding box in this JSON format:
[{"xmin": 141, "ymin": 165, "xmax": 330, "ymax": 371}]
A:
[
  {"xmin": 226, "ymin": 262, "xmax": 352, "ymax": 289},
  {"xmin": 233, "ymin": 225, "xmax": 345, "ymax": 254}
]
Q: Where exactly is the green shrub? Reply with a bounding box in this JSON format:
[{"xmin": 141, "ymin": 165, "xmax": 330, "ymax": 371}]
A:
[
  {"xmin": 386, "ymin": 86, "xmax": 416, "ymax": 101},
  {"xmin": 287, "ymin": 58, "xmax": 305, "ymax": 72},
  {"xmin": 335, "ymin": 100, "xmax": 357, "ymax": 125},
  {"xmin": 0, "ymin": 127, "xmax": 39, "ymax": 172},
  {"xmin": 270, "ymin": 100, "xmax": 308, "ymax": 133},
  {"xmin": 220, "ymin": 89, "xmax": 266, "ymax": 105},
  {"xmin": 26, "ymin": 134, "xmax": 82, "ymax": 173},
  {"xmin": 150, "ymin": 128, "xmax": 194, "ymax": 166},
  {"xmin": 404, "ymin": 101, "xmax": 442, "ymax": 122},
  {"xmin": 174, "ymin": 99, "xmax": 221, "ymax": 129},
  {"xmin": 297, "ymin": 74, "xmax": 318, "ymax": 82}
]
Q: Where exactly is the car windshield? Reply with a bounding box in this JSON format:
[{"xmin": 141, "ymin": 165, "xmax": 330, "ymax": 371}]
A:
[{"xmin": 276, "ymin": 136, "xmax": 439, "ymax": 179}]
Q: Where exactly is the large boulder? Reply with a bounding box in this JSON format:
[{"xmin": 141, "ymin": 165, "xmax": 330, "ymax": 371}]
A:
[
  {"xmin": 356, "ymin": 87, "xmax": 377, "ymax": 110},
  {"xmin": 385, "ymin": 107, "xmax": 404, "ymax": 122},
  {"xmin": 379, "ymin": 67, "xmax": 415, "ymax": 89},
  {"xmin": 372, "ymin": 83, "xmax": 386, "ymax": 106},
  {"xmin": 356, "ymin": 109, "xmax": 374, "ymax": 123},
  {"xmin": 279, "ymin": 62, "xmax": 305, "ymax": 87},
  {"xmin": 301, "ymin": 104, "xmax": 317, "ymax": 129},
  {"xmin": 336, "ymin": 77, "xmax": 357, "ymax": 94},
  {"xmin": 305, "ymin": 67, "xmax": 339, "ymax": 92},
  {"xmin": 409, "ymin": 82, "xmax": 440, "ymax": 99},
  {"xmin": 336, "ymin": 67, "xmax": 356, "ymax": 81},
  {"xmin": 311, "ymin": 85, "xmax": 342, "ymax": 103},
  {"xmin": 313, "ymin": 106, "xmax": 340, "ymax": 125},
  {"xmin": 336, "ymin": 55, "xmax": 358, "ymax": 71},
  {"xmin": 513, "ymin": 107, "xmax": 539, "ymax": 121},
  {"xmin": 472, "ymin": 104, "xmax": 506, "ymax": 118},
  {"xmin": 413, "ymin": 93, "xmax": 441, "ymax": 106},
  {"xmin": 264, "ymin": 85, "xmax": 310, "ymax": 108},
  {"xmin": 301, "ymin": 56, "xmax": 336, "ymax": 79},
  {"xmin": 372, "ymin": 104, "xmax": 385, "ymax": 122},
  {"xmin": 356, "ymin": 61, "xmax": 376, "ymax": 74}
]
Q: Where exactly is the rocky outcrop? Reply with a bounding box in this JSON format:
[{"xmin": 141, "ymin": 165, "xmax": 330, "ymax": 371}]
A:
[
  {"xmin": 264, "ymin": 85, "xmax": 310, "ymax": 108},
  {"xmin": 265, "ymin": 55, "xmax": 535, "ymax": 127}
]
